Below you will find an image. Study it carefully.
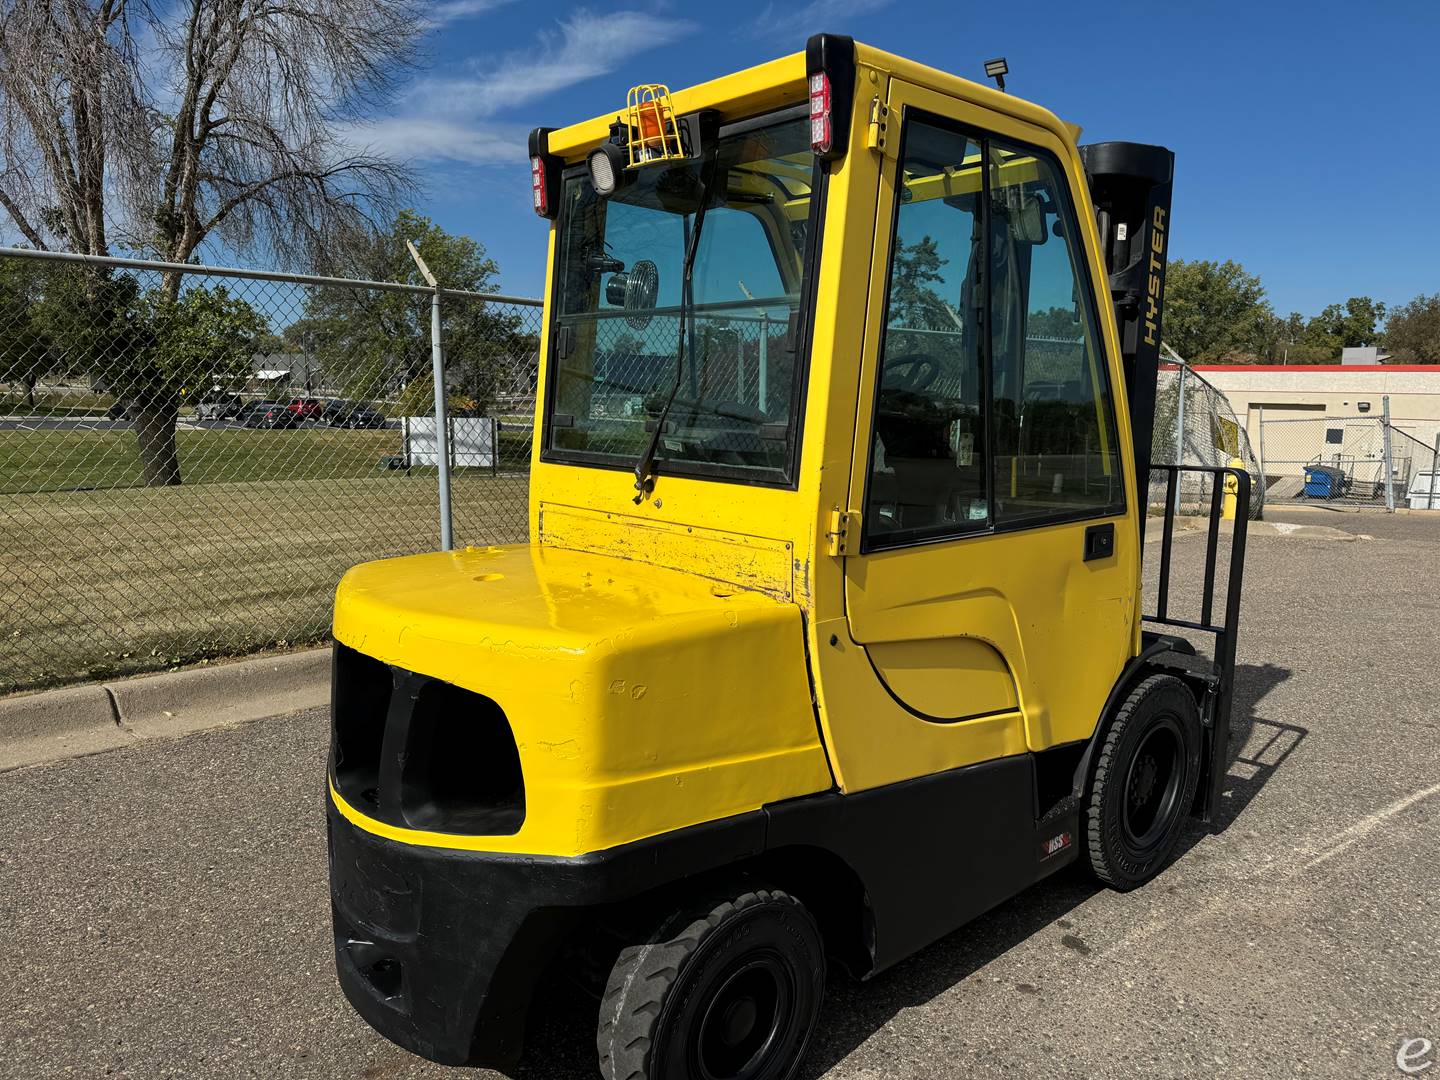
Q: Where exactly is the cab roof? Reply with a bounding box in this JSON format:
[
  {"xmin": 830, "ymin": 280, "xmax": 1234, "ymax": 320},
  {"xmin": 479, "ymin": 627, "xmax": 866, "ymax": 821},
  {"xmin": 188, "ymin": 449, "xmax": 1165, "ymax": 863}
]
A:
[{"xmin": 542, "ymin": 40, "xmax": 1081, "ymax": 162}]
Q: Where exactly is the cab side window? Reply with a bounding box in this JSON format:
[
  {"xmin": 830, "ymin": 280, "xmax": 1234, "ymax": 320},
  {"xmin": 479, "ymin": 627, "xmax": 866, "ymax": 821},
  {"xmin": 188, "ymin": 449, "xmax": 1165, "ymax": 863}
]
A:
[
  {"xmin": 864, "ymin": 115, "xmax": 1124, "ymax": 551},
  {"xmin": 987, "ymin": 138, "xmax": 1123, "ymax": 524},
  {"xmin": 865, "ymin": 121, "xmax": 988, "ymax": 547}
]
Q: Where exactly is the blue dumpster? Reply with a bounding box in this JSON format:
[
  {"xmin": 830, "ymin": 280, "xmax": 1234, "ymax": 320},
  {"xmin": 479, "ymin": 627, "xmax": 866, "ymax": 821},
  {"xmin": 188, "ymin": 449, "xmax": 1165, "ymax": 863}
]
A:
[{"xmin": 1303, "ymin": 464, "xmax": 1346, "ymax": 499}]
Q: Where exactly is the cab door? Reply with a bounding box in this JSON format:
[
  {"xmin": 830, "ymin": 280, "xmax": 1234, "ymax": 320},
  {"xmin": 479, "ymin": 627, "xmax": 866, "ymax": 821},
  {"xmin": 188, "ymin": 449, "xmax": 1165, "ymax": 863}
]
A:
[{"xmin": 815, "ymin": 78, "xmax": 1138, "ymax": 794}]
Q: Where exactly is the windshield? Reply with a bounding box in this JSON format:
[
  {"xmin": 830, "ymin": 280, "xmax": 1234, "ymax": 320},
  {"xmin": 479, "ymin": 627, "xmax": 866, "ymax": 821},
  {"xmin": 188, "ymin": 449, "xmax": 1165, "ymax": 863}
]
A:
[{"xmin": 544, "ymin": 114, "xmax": 818, "ymax": 484}]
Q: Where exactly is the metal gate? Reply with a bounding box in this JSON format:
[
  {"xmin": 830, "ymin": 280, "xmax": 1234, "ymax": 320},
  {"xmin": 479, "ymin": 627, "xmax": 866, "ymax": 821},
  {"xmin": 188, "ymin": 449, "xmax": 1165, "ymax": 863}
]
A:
[{"xmin": 1257, "ymin": 405, "xmax": 1414, "ymax": 509}]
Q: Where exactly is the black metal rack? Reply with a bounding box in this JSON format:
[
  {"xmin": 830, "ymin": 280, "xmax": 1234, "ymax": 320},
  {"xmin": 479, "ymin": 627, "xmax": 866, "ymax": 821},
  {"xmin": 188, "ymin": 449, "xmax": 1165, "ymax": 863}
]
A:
[{"xmin": 1143, "ymin": 465, "xmax": 1251, "ymax": 820}]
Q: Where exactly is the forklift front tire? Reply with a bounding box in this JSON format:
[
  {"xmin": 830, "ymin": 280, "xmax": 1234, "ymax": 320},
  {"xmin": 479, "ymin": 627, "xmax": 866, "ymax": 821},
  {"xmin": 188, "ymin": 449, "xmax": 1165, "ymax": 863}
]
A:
[
  {"xmin": 1084, "ymin": 674, "xmax": 1202, "ymax": 891},
  {"xmin": 597, "ymin": 886, "xmax": 826, "ymax": 1080}
]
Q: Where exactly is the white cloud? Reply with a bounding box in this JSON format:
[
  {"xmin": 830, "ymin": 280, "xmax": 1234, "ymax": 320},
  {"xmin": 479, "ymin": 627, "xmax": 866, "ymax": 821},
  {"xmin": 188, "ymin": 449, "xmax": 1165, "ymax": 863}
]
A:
[
  {"xmin": 748, "ymin": 0, "xmax": 892, "ymax": 39},
  {"xmin": 362, "ymin": 8, "xmax": 698, "ymax": 168},
  {"xmin": 337, "ymin": 117, "xmax": 526, "ymax": 165},
  {"xmin": 424, "ymin": 0, "xmax": 518, "ymax": 29},
  {"xmin": 412, "ymin": 9, "xmax": 698, "ymax": 117}
]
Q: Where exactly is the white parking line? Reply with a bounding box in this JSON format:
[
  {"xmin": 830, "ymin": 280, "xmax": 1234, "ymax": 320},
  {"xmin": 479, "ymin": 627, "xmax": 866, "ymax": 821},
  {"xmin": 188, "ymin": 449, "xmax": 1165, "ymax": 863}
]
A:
[{"xmin": 1301, "ymin": 780, "xmax": 1440, "ymax": 871}]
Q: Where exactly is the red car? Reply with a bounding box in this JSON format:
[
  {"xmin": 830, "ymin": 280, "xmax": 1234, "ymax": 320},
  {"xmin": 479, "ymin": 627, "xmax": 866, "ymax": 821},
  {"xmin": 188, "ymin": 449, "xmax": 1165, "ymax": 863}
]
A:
[{"xmin": 286, "ymin": 396, "xmax": 323, "ymax": 422}]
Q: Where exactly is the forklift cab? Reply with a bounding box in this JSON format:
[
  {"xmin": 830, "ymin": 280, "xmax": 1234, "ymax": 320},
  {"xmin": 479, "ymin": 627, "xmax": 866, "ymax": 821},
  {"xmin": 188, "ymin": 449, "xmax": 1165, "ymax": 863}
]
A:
[{"xmin": 328, "ymin": 35, "xmax": 1248, "ymax": 1080}]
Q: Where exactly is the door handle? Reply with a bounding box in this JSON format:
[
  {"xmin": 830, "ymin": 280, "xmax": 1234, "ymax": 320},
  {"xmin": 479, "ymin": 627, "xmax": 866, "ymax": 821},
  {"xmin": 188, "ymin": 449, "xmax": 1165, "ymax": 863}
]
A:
[{"xmin": 1083, "ymin": 522, "xmax": 1115, "ymax": 562}]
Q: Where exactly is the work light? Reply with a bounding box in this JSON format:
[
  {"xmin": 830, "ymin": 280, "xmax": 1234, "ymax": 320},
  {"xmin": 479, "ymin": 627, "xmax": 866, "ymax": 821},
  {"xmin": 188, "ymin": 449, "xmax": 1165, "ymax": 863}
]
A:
[
  {"xmin": 587, "ymin": 142, "xmax": 630, "ymax": 197},
  {"xmin": 984, "ymin": 57, "xmax": 1008, "ymax": 92}
]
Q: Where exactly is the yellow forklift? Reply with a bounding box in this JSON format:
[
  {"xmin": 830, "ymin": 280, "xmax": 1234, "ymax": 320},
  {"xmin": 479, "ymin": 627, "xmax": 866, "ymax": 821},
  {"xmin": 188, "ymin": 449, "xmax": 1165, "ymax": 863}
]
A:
[{"xmin": 327, "ymin": 35, "xmax": 1250, "ymax": 1079}]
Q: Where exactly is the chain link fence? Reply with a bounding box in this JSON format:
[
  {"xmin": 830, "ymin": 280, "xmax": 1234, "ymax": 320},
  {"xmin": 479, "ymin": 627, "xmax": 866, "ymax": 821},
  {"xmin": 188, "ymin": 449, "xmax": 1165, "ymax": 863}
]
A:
[
  {"xmin": 1393, "ymin": 425, "xmax": 1440, "ymax": 510},
  {"xmin": 1255, "ymin": 412, "xmax": 1401, "ymax": 508},
  {"xmin": 7, "ymin": 241, "xmax": 1412, "ymax": 694},
  {"xmin": 1152, "ymin": 361, "xmax": 1265, "ymax": 518},
  {"xmin": 1253, "ymin": 405, "xmax": 1440, "ymax": 510},
  {"xmin": 0, "ymin": 247, "xmax": 540, "ymax": 694}
]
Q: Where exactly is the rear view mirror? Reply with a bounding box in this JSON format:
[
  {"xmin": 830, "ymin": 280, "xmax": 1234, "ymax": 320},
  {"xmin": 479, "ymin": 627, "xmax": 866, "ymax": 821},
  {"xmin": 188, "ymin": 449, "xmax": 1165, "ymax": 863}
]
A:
[{"xmin": 1011, "ymin": 195, "xmax": 1047, "ymax": 244}]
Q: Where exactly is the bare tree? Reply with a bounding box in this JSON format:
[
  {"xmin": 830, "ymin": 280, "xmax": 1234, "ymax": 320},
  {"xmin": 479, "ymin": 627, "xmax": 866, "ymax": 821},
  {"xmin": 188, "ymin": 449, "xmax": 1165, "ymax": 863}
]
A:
[{"xmin": 0, "ymin": 0, "xmax": 421, "ymax": 484}]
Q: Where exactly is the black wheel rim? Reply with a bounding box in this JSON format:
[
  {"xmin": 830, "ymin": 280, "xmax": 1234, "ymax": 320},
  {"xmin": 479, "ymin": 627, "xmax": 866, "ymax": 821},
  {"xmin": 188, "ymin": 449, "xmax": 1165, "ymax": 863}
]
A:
[
  {"xmin": 1121, "ymin": 719, "xmax": 1184, "ymax": 853},
  {"xmin": 693, "ymin": 952, "xmax": 794, "ymax": 1080}
]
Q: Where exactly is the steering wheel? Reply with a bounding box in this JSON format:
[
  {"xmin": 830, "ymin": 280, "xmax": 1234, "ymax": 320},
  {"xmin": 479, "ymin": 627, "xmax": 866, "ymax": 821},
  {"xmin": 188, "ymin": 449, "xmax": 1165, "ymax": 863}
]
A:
[{"xmin": 881, "ymin": 353, "xmax": 942, "ymax": 394}]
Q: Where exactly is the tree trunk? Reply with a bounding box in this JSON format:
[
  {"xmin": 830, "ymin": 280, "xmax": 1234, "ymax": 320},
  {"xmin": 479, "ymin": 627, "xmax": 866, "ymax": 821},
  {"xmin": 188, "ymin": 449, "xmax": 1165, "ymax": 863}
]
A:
[
  {"xmin": 132, "ymin": 398, "xmax": 182, "ymax": 486},
  {"xmin": 24, "ymin": 376, "xmax": 36, "ymax": 410}
]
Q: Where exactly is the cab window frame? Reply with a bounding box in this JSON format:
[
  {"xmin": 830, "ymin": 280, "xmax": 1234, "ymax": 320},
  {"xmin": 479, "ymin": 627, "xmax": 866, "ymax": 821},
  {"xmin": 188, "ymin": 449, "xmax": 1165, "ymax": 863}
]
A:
[
  {"xmin": 537, "ymin": 102, "xmax": 827, "ymax": 491},
  {"xmin": 860, "ymin": 107, "xmax": 1127, "ymax": 554}
]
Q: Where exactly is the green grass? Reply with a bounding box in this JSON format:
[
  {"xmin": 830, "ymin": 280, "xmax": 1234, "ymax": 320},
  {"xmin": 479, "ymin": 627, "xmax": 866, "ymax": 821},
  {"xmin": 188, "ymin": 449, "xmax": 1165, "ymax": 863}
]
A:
[
  {"xmin": 0, "ymin": 422, "xmax": 535, "ymax": 495},
  {"xmin": 0, "ymin": 420, "xmax": 538, "ymax": 691},
  {"xmin": 0, "ymin": 426, "xmax": 409, "ymax": 494},
  {"xmin": 0, "ymin": 472, "xmax": 530, "ymax": 694}
]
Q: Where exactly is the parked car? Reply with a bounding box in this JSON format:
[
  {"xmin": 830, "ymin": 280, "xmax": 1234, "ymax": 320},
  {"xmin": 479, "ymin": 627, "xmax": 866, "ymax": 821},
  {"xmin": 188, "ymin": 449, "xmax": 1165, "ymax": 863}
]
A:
[
  {"xmin": 194, "ymin": 393, "xmax": 245, "ymax": 421},
  {"xmin": 105, "ymin": 401, "xmax": 128, "ymax": 421},
  {"xmin": 242, "ymin": 401, "xmax": 299, "ymax": 429},
  {"xmin": 286, "ymin": 396, "xmax": 324, "ymax": 423},
  {"xmin": 322, "ymin": 399, "xmax": 388, "ymax": 429}
]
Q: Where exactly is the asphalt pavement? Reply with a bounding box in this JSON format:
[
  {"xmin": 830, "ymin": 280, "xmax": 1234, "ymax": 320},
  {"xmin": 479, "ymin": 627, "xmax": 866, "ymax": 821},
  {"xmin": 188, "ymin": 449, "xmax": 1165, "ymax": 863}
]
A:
[{"xmin": 2, "ymin": 520, "xmax": 1438, "ymax": 1079}]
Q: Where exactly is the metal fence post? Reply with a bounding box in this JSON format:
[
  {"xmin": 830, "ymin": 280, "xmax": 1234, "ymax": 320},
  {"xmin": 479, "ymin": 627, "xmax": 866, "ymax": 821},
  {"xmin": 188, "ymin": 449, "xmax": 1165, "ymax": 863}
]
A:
[
  {"xmin": 1381, "ymin": 395, "xmax": 1395, "ymax": 513},
  {"xmin": 758, "ymin": 312, "xmax": 769, "ymax": 413},
  {"xmin": 430, "ymin": 287, "xmax": 454, "ymax": 549},
  {"xmin": 408, "ymin": 240, "xmax": 453, "ymax": 550},
  {"xmin": 1173, "ymin": 362, "xmax": 1187, "ymax": 513},
  {"xmin": 1430, "ymin": 432, "xmax": 1440, "ymax": 511},
  {"xmin": 1256, "ymin": 405, "xmax": 1267, "ymax": 484}
]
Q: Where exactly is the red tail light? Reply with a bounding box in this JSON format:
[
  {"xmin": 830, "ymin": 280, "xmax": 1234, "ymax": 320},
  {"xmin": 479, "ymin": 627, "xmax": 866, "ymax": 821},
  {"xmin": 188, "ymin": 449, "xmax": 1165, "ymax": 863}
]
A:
[
  {"xmin": 808, "ymin": 72, "xmax": 832, "ymax": 155},
  {"xmin": 530, "ymin": 155, "xmax": 548, "ymax": 216},
  {"xmin": 806, "ymin": 34, "xmax": 855, "ymax": 162}
]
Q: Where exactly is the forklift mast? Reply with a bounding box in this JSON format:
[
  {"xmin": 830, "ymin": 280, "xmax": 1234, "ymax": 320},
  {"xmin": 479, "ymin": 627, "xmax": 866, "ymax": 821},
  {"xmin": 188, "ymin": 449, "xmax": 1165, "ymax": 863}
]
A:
[
  {"xmin": 1080, "ymin": 143, "xmax": 1252, "ymax": 823},
  {"xmin": 1079, "ymin": 141, "xmax": 1174, "ymax": 522}
]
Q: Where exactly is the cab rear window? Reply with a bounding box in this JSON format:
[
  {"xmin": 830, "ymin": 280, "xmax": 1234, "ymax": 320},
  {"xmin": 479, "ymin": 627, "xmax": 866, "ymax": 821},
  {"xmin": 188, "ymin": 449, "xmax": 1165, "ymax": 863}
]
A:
[{"xmin": 544, "ymin": 113, "xmax": 820, "ymax": 486}]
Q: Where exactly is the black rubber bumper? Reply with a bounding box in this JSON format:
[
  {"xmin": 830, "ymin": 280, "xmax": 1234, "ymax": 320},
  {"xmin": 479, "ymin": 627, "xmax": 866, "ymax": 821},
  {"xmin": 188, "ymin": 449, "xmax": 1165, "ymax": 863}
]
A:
[{"xmin": 327, "ymin": 800, "xmax": 766, "ymax": 1067}]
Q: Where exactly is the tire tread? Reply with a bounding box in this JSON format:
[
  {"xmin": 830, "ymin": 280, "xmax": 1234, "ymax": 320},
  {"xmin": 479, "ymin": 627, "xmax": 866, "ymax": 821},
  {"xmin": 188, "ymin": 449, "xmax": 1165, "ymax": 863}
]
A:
[
  {"xmin": 1084, "ymin": 673, "xmax": 1200, "ymax": 890},
  {"xmin": 596, "ymin": 887, "xmax": 809, "ymax": 1080}
]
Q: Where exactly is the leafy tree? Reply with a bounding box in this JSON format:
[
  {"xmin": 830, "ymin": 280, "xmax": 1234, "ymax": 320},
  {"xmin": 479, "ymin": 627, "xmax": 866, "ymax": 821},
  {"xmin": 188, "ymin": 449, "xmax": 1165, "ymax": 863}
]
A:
[
  {"xmin": 1163, "ymin": 259, "xmax": 1275, "ymax": 362},
  {"xmin": 300, "ymin": 210, "xmax": 530, "ymax": 413},
  {"xmin": 1311, "ymin": 296, "xmax": 1387, "ymax": 350},
  {"xmin": 0, "ymin": 0, "xmax": 420, "ymax": 483},
  {"xmin": 1241, "ymin": 297, "xmax": 1387, "ymax": 364},
  {"xmin": 39, "ymin": 276, "xmax": 269, "ymax": 483},
  {"xmin": 1381, "ymin": 294, "xmax": 1440, "ymax": 362},
  {"xmin": 1264, "ymin": 311, "xmax": 1329, "ymax": 362},
  {"xmin": 1027, "ymin": 305, "xmax": 1083, "ymax": 340},
  {"xmin": 1254, "ymin": 311, "xmax": 1331, "ymax": 364},
  {"xmin": 281, "ymin": 318, "xmax": 329, "ymax": 354},
  {"xmin": 0, "ymin": 259, "xmax": 52, "ymax": 408},
  {"xmin": 889, "ymin": 236, "xmax": 957, "ymax": 331},
  {"xmin": 150, "ymin": 286, "xmax": 268, "ymax": 396}
]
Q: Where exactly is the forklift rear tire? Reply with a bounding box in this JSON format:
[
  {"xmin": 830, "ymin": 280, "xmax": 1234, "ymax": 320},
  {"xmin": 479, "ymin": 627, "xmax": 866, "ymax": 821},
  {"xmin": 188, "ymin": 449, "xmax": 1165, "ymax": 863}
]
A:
[
  {"xmin": 1084, "ymin": 674, "xmax": 1202, "ymax": 891},
  {"xmin": 597, "ymin": 887, "xmax": 826, "ymax": 1080}
]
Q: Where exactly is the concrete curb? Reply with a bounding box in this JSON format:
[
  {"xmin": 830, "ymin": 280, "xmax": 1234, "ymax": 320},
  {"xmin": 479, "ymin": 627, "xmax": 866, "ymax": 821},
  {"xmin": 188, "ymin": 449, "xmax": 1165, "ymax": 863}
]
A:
[
  {"xmin": 1, "ymin": 647, "xmax": 331, "ymax": 771},
  {"xmin": 0, "ymin": 684, "xmax": 133, "ymax": 770}
]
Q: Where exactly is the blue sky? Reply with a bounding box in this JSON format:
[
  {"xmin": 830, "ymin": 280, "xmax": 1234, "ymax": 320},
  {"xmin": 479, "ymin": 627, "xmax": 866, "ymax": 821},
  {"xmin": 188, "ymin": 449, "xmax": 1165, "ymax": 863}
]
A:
[{"xmin": 359, "ymin": 0, "xmax": 1439, "ymax": 317}]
